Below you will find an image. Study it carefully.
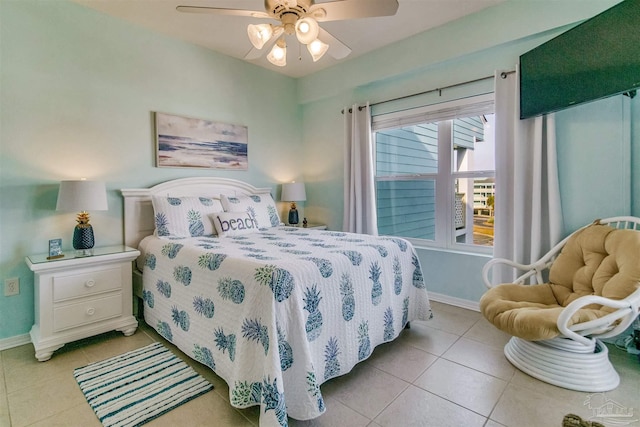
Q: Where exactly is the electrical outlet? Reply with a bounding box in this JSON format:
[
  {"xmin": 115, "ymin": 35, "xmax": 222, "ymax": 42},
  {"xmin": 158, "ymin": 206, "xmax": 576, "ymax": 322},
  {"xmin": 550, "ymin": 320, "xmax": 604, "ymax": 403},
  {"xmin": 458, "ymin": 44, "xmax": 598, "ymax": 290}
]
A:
[{"xmin": 4, "ymin": 277, "xmax": 19, "ymax": 296}]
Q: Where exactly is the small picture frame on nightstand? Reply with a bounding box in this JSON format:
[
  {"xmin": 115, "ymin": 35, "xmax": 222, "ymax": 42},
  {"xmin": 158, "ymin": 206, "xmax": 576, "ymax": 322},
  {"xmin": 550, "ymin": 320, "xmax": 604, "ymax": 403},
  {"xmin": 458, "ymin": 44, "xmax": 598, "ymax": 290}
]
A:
[{"xmin": 47, "ymin": 238, "xmax": 64, "ymax": 260}]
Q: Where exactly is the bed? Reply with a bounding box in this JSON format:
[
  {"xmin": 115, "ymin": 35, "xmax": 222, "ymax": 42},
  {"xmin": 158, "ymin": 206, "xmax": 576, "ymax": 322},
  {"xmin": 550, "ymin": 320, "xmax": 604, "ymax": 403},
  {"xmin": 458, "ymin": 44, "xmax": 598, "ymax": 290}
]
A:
[{"xmin": 121, "ymin": 177, "xmax": 432, "ymax": 426}]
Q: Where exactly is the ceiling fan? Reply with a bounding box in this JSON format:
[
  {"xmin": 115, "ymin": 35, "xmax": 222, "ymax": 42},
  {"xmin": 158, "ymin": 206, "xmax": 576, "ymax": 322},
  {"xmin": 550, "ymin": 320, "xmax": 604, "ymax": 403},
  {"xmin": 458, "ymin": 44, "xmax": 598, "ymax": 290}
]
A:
[{"xmin": 176, "ymin": 0, "xmax": 400, "ymax": 67}]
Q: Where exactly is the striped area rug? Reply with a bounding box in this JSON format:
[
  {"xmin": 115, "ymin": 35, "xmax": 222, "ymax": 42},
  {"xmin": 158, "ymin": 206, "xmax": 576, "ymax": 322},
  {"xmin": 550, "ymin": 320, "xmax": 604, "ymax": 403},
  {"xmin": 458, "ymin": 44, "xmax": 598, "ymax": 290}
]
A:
[{"xmin": 74, "ymin": 342, "xmax": 213, "ymax": 427}]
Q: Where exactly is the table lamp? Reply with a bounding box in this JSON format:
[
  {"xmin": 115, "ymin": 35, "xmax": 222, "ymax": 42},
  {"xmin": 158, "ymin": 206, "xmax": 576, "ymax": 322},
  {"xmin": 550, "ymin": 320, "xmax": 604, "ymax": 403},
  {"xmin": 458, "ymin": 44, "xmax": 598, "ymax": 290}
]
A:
[
  {"xmin": 281, "ymin": 182, "xmax": 306, "ymax": 225},
  {"xmin": 56, "ymin": 180, "xmax": 108, "ymax": 254}
]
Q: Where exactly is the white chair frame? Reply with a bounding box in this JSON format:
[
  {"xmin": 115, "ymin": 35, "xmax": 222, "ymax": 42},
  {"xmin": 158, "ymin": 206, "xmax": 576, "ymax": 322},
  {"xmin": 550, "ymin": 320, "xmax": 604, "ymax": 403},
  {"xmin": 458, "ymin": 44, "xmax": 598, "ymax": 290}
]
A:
[{"xmin": 482, "ymin": 216, "xmax": 640, "ymax": 392}]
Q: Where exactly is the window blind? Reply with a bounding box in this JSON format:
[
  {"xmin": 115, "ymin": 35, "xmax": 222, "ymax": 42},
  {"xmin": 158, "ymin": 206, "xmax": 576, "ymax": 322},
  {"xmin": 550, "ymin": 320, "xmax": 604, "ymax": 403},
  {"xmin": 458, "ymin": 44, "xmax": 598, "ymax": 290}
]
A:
[{"xmin": 372, "ymin": 94, "xmax": 494, "ymax": 131}]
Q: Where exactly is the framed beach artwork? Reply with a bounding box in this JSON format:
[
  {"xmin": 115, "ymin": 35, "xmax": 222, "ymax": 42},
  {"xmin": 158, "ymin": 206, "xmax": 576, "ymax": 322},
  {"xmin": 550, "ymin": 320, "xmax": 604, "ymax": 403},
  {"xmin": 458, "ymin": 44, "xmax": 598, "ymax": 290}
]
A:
[{"xmin": 155, "ymin": 112, "xmax": 248, "ymax": 170}]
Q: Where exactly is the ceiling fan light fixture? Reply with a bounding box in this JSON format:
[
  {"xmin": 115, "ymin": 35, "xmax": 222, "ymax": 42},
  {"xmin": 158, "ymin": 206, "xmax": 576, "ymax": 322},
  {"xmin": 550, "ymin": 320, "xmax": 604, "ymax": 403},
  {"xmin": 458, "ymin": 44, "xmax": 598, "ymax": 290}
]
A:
[
  {"xmin": 178, "ymin": 0, "xmax": 377, "ymax": 67},
  {"xmin": 247, "ymin": 23, "xmax": 274, "ymax": 49},
  {"xmin": 295, "ymin": 17, "xmax": 319, "ymax": 45},
  {"xmin": 307, "ymin": 38, "xmax": 328, "ymax": 62},
  {"xmin": 267, "ymin": 38, "xmax": 287, "ymax": 66}
]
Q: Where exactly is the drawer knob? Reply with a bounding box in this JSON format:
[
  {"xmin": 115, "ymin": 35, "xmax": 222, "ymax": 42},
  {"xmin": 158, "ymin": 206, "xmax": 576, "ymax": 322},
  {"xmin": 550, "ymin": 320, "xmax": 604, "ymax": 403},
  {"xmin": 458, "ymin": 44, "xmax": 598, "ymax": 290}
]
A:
[
  {"xmin": 86, "ymin": 307, "xmax": 96, "ymax": 316},
  {"xmin": 85, "ymin": 279, "xmax": 96, "ymax": 288}
]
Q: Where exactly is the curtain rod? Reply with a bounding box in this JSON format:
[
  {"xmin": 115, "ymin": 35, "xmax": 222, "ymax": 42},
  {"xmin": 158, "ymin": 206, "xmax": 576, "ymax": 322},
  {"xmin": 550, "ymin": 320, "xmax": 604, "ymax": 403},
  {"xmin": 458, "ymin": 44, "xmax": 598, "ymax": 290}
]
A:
[{"xmin": 341, "ymin": 70, "xmax": 515, "ymax": 114}]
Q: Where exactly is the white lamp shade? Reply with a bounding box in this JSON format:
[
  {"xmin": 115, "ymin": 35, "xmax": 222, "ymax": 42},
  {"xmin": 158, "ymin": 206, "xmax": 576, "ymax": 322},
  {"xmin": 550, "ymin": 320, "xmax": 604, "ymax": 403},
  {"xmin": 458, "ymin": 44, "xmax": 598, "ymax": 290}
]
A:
[
  {"xmin": 307, "ymin": 39, "xmax": 329, "ymax": 62},
  {"xmin": 247, "ymin": 23, "xmax": 274, "ymax": 49},
  {"xmin": 56, "ymin": 180, "xmax": 108, "ymax": 211},
  {"xmin": 281, "ymin": 182, "xmax": 306, "ymax": 202},
  {"xmin": 267, "ymin": 39, "xmax": 287, "ymax": 67},
  {"xmin": 295, "ymin": 17, "xmax": 320, "ymax": 45}
]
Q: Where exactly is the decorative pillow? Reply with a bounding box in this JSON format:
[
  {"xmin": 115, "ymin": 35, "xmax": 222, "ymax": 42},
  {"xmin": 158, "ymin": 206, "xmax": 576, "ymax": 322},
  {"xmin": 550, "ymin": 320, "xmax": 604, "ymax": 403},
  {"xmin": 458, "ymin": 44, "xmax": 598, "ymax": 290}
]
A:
[
  {"xmin": 213, "ymin": 211, "xmax": 260, "ymax": 236},
  {"xmin": 152, "ymin": 195, "xmax": 223, "ymax": 237},
  {"xmin": 220, "ymin": 193, "xmax": 280, "ymax": 229}
]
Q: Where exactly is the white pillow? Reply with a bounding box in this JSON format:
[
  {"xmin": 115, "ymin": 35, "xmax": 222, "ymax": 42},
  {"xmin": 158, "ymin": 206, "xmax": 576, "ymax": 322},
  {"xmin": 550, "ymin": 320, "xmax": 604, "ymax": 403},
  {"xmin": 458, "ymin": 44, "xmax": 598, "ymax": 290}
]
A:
[
  {"xmin": 220, "ymin": 193, "xmax": 280, "ymax": 229},
  {"xmin": 152, "ymin": 195, "xmax": 223, "ymax": 237},
  {"xmin": 213, "ymin": 211, "xmax": 260, "ymax": 236}
]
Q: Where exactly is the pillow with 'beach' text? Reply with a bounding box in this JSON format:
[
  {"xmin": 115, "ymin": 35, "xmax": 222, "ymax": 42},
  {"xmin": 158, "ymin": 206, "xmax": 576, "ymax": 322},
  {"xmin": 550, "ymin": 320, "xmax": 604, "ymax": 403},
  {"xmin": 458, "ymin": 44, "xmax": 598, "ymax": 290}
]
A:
[{"xmin": 213, "ymin": 211, "xmax": 260, "ymax": 236}]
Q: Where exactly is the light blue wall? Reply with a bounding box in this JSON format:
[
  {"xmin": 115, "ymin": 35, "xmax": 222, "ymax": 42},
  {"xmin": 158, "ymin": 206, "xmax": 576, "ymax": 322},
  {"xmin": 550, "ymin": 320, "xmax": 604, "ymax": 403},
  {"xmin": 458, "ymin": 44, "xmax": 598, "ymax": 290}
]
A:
[
  {"xmin": 0, "ymin": 0, "xmax": 302, "ymax": 339},
  {"xmin": 556, "ymin": 95, "xmax": 634, "ymax": 233}
]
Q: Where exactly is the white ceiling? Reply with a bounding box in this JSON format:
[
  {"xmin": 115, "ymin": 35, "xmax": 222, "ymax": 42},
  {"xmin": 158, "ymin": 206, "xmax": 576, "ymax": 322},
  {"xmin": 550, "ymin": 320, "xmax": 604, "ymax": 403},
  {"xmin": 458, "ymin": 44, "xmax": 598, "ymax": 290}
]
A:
[{"xmin": 73, "ymin": 0, "xmax": 504, "ymax": 78}]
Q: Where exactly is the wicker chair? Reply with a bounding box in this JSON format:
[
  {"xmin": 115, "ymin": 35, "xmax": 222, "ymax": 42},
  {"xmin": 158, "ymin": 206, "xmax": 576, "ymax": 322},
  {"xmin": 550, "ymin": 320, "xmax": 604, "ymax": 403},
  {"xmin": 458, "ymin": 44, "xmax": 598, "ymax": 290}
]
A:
[{"xmin": 480, "ymin": 217, "xmax": 640, "ymax": 392}]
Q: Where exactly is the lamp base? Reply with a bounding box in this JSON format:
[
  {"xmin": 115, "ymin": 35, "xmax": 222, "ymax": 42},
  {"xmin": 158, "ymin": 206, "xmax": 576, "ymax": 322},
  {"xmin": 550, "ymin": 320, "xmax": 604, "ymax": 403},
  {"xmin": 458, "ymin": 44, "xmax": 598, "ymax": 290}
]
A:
[
  {"xmin": 288, "ymin": 208, "xmax": 299, "ymax": 225},
  {"xmin": 73, "ymin": 224, "xmax": 95, "ymax": 252}
]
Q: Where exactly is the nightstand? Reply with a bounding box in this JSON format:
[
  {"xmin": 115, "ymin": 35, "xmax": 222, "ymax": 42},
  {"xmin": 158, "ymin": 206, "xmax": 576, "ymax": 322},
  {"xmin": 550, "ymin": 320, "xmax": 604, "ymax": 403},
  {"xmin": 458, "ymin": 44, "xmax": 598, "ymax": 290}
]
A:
[
  {"xmin": 26, "ymin": 245, "xmax": 140, "ymax": 361},
  {"xmin": 286, "ymin": 223, "xmax": 328, "ymax": 230},
  {"xmin": 304, "ymin": 223, "xmax": 328, "ymax": 230}
]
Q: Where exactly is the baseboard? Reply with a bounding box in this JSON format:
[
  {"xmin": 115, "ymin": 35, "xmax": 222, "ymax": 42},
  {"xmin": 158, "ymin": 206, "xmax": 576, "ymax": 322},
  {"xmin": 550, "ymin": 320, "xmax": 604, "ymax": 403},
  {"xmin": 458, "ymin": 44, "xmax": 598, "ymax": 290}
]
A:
[
  {"xmin": 0, "ymin": 333, "xmax": 31, "ymax": 351},
  {"xmin": 428, "ymin": 292, "xmax": 480, "ymax": 312}
]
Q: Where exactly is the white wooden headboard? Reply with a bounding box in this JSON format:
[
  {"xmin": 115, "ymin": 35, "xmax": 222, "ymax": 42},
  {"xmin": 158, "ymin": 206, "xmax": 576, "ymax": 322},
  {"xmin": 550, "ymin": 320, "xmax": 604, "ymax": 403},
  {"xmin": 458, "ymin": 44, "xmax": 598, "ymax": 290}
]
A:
[{"xmin": 121, "ymin": 177, "xmax": 273, "ymax": 249}]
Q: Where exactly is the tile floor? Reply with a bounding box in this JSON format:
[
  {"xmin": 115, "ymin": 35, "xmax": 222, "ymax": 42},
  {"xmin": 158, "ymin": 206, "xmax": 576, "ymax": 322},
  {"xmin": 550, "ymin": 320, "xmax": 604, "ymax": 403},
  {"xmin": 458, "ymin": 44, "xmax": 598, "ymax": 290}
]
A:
[{"xmin": 1, "ymin": 301, "xmax": 638, "ymax": 427}]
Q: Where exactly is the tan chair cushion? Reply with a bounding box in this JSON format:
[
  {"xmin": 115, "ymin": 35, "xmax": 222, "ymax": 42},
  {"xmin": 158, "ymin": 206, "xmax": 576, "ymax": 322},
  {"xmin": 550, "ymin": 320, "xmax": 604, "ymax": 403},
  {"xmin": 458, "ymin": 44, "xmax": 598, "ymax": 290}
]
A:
[{"xmin": 480, "ymin": 225, "xmax": 640, "ymax": 341}]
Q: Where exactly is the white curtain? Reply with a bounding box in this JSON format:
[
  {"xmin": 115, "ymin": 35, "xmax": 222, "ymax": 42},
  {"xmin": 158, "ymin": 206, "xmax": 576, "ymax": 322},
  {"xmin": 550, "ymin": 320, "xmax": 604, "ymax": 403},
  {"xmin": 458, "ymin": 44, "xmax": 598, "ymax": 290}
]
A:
[
  {"xmin": 493, "ymin": 68, "xmax": 563, "ymax": 283},
  {"xmin": 343, "ymin": 103, "xmax": 378, "ymax": 235}
]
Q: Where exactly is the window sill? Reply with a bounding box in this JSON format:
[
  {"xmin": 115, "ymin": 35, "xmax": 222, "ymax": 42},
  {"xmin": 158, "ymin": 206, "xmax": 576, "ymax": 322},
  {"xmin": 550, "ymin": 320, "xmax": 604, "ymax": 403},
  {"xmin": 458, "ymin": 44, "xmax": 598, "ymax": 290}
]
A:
[{"xmin": 410, "ymin": 242, "xmax": 493, "ymax": 258}]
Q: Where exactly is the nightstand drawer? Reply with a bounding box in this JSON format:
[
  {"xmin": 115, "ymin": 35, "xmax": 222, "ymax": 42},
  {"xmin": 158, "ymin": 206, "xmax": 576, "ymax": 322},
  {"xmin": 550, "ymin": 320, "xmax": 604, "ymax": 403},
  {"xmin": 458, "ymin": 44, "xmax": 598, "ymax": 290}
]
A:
[
  {"xmin": 53, "ymin": 293, "xmax": 123, "ymax": 332},
  {"xmin": 53, "ymin": 267, "xmax": 122, "ymax": 301}
]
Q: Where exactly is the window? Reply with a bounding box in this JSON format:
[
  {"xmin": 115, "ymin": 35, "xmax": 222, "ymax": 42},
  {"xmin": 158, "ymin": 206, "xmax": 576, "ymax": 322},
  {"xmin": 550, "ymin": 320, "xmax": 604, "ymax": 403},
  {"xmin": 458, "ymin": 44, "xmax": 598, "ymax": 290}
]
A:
[{"xmin": 372, "ymin": 94, "xmax": 495, "ymax": 252}]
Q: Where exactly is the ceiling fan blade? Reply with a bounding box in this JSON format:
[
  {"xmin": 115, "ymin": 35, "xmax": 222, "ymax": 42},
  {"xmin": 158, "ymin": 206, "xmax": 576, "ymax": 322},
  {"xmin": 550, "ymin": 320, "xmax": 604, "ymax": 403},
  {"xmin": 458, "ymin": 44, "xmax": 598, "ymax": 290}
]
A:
[
  {"xmin": 311, "ymin": 0, "xmax": 399, "ymax": 22},
  {"xmin": 176, "ymin": 5, "xmax": 270, "ymax": 19},
  {"xmin": 318, "ymin": 27, "xmax": 351, "ymax": 60}
]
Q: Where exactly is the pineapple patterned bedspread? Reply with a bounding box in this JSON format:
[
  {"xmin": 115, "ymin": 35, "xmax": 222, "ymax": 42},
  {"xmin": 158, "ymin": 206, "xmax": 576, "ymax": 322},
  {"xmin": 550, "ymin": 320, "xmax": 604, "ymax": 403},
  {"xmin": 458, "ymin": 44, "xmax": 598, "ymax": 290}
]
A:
[{"xmin": 139, "ymin": 227, "xmax": 432, "ymax": 426}]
